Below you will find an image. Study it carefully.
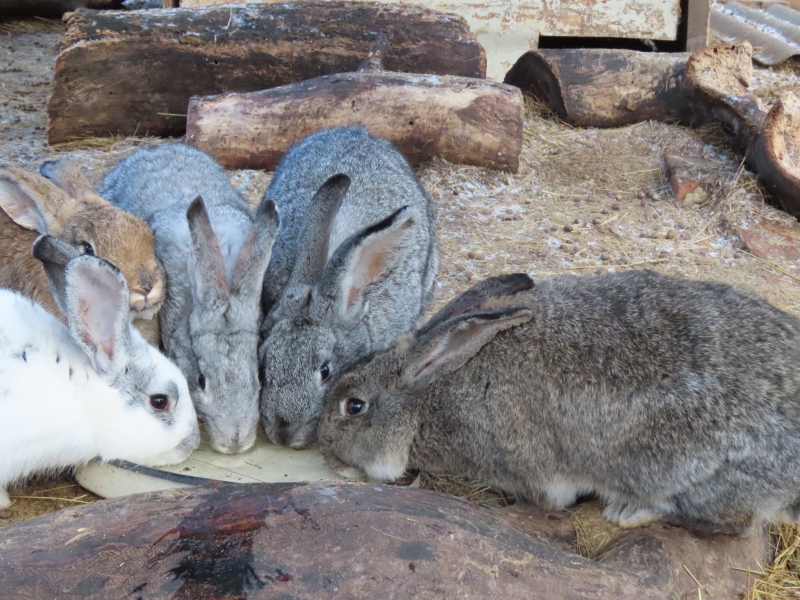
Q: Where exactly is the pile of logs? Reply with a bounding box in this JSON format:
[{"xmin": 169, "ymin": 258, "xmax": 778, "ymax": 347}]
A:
[
  {"xmin": 186, "ymin": 34, "xmax": 524, "ymax": 172},
  {"xmin": 46, "ymin": 3, "xmax": 485, "ymax": 142},
  {"xmin": 42, "ymin": 5, "xmax": 800, "ymax": 209}
]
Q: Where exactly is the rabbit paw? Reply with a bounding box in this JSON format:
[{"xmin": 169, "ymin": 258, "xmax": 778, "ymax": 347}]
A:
[
  {"xmin": 0, "ymin": 489, "xmax": 10, "ymax": 508},
  {"xmin": 603, "ymin": 502, "xmax": 661, "ymax": 528}
]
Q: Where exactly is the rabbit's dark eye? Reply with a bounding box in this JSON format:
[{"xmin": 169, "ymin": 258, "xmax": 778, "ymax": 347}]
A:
[
  {"xmin": 344, "ymin": 398, "xmax": 366, "ymax": 416},
  {"xmin": 150, "ymin": 394, "xmax": 170, "ymax": 411},
  {"xmin": 82, "ymin": 242, "xmax": 95, "ymax": 256},
  {"xmin": 320, "ymin": 363, "xmax": 330, "ymax": 383},
  {"xmin": 198, "ymin": 374, "xmax": 206, "ymax": 390}
]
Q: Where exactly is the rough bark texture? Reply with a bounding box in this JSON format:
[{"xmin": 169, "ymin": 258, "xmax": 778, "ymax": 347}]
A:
[
  {"xmin": 0, "ymin": 482, "xmax": 771, "ymax": 600},
  {"xmin": 687, "ymin": 41, "xmax": 800, "ymax": 216},
  {"xmin": 46, "ymin": 3, "xmax": 486, "ymax": 144},
  {"xmin": 499, "ymin": 502, "xmax": 770, "ymax": 600},
  {"xmin": 186, "ymin": 71, "xmax": 524, "ymax": 172},
  {"xmin": 505, "ymin": 49, "xmax": 694, "ymax": 128}
]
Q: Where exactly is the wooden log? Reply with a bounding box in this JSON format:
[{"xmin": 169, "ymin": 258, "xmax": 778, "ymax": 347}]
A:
[
  {"xmin": 46, "ymin": 3, "xmax": 486, "ymax": 144},
  {"xmin": 504, "ymin": 49, "xmax": 694, "ymax": 128},
  {"xmin": 686, "ymin": 41, "xmax": 800, "ymax": 216},
  {"xmin": 186, "ymin": 35, "xmax": 523, "ymax": 172},
  {"xmin": 0, "ymin": 482, "xmax": 666, "ymax": 599},
  {"xmin": 0, "ymin": 0, "xmax": 120, "ymax": 16}
]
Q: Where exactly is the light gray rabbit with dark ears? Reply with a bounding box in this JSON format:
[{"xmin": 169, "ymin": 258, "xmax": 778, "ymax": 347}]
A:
[
  {"xmin": 319, "ymin": 270, "xmax": 800, "ymax": 536},
  {"xmin": 100, "ymin": 143, "xmax": 280, "ymax": 455},
  {"xmin": 258, "ymin": 126, "xmax": 438, "ymax": 449}
]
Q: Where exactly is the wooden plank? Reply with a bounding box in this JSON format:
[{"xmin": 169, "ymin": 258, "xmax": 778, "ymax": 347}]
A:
[
  {"xmin": 177, "ymin": 0, "xmax": 682, "ymax": 81},
  {"xmin": 46, "ymin": 3, "xmax": 485, "ymax": 144},
  {"xmin": 685, "ymin": 0, "xmax": 711, "ymax": 51}
]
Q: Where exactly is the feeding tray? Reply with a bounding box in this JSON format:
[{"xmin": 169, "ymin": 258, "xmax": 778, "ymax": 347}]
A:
[{"xmin": 76, "ymin": 429, "xmax": 359, "ymax": 498}]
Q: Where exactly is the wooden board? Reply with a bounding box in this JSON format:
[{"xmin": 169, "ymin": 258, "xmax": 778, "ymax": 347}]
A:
[
  {"xmin": 46, "ymin": 3, "xmax": 485, "ymax": 144},
  {"xmin": 176, "ymin": 0, "xmax": 683, "ymax": 81}
]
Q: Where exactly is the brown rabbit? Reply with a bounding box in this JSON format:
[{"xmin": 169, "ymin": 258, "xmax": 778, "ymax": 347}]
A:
[{"xmin": 0, "ymin": 161, "xmax": 165, "ymax": 346}]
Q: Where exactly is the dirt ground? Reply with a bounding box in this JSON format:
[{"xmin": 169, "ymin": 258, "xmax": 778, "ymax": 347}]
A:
[{"xmin": 2, "ymin": 15, "xmax": 800, "ymax": 596}]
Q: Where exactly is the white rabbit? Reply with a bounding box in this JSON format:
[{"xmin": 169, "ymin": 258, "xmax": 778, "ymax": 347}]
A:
[{"xmin": 0, "ymin": 236, "xmax": 199, "ymax": 507}]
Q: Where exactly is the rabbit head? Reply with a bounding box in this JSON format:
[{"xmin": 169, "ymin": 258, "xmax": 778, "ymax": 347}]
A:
[
  {"xmin": 259, "ymin": 174, "xmax": 421, "ymax": 449},
  {"xmin": 184, "ymin": 196, "xmax": 279, "ymax": 454},
  {"xmin": 0, "ymin": 162, "xmax": 166, "ymax": 322},
  {"xmin": 318, "ymin": 274, "xmax": 534, "ymax": 481},
  {"xmin": 33, "ymin": 235, "xmax": 200, "ymax": 466}
]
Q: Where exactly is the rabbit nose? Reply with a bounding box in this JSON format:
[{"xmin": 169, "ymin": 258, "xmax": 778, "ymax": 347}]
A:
[{"xmin": 137, "ymin": 268, "xmax": 154, "ymax": 292}]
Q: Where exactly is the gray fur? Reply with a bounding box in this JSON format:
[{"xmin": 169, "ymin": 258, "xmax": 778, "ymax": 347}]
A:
[
  {"xmin": 258, "ymin": 127, "xmax": 438, "ymax": 449},
  {"xmin": 100, "ymin": 143, "xmax": 279, "ymax": 454},
  {"xmin": 319, "ymin": 271, "xmax": 800, "ymax": 535}
]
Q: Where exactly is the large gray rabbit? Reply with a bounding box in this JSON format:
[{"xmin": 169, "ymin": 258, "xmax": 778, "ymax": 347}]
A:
[
  {"xmin": 101, "ymin": 143, "xmax": 279, "ymax": 454},
  {"xmin": 319, "ymin": 271, "xmax": 800, "ymax": 535},
  {"xmin": 258, "ymin": 127, "xmax": 438, "ymax": 449}
]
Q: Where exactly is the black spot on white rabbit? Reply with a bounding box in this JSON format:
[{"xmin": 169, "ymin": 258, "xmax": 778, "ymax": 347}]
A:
[
  {"xmin": 0, "ymin": 236, "xmax": 199, "ymax": 508},
  {"xmin": 319, "ymin": 271, "xmax": 800, "ymax": 536},
  {"xmin": 258, "ymin": 127, "xmax": 438, "ymax": 449},
  {"xmin": 100, "ymin": 143, "xmax": 279, "ymax": 454}
]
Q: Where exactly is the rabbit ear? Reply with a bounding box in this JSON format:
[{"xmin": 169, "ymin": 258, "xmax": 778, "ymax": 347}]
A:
[
  {"xmin": 400, "ymin": 307, "xmax": 532, "ymax": 391},
  {"xmin": 285, "ymin": 174, "xmax": 351, "ymax": 289},
  {"xmin": 319, "ymin": 205, "xmax": 417, "ymax": 321},
  {"xmin": 230, "ymin": 199, "xmax": 280, "ymax": 300},
  {"xmin": 32, "ymin": 235, "xmax": 81, "ymax": 316},
  {"xmin": 0, "ymin": 168, "xmax": 57, "ymax": 233},
  {"xmin": 39, "ymin": 160, "xmax": 94, "ymax": 199},
  {"xmin": 186, "ymin": 195, "xmax": 229, "ymax": 309},
  {"xmin": 64, "ymin": 255, "xmax": 132, "ymax": 374},
  {"xmin": 422, "ymin": 273, "xmax": 534, "ymax": 334}
]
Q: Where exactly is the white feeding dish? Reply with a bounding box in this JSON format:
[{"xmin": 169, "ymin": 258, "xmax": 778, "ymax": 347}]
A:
[{"xmin": 77, "ymin": 428, "xmax": 357, "ymax": 498}]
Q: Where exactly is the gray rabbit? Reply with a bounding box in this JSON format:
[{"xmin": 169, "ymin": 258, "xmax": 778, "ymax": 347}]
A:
[
  {"xmin": 101, "ymin": 143, "xmax": 279, "ymax": 454},
  {"xmin": 319, "ymin": 271, "xmax": 800, "ymax": 535},
  {"xmin": 258, "ymin": 127, "xmax": 438, "ymax": 449}
]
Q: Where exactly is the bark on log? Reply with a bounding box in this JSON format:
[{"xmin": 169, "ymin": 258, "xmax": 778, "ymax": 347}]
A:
[
  {"xmin": 186, "ymin": 36, "xmax": 523, "ymax": 172},
  {"xmin": 46, "ymin": 3, "xmax": 486, "ymax": 144},
  {"xmin": 687, "ymin": 41, "xmax": 800, "ymax": 216},
  {"xmin": 505, "ymin": 49, "xmax": 694, "ymax": 128},
  {"xmin": 0, "ymin": 482, "xmax": 667, "ymax": 599}
]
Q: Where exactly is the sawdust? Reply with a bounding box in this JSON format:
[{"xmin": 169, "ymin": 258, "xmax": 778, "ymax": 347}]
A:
[{"xmin": 3, "ymin": 17, "xmax": 800, "ymax": 596}]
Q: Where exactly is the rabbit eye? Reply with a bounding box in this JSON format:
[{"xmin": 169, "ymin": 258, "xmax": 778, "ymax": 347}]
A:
[
  {"xmin": 343, "ymin": 398, "xmax": 366, "ymax": 417},
  {"xmin": 81, "ymin": 242, "xmax": 95, "ymax": 256},
  {"xmin": 150, "ymin": 394, "xmax": 170, "ymax": 411},
  {"xmin": 198, "ymin": 374, "xmax": 206, "ymax": 390},
  {"xmin": 320, "ymin": 363, "xmax": 330, "ymax": 383}
]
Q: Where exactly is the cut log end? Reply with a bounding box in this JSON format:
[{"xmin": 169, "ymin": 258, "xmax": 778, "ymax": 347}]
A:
[{"xmin": 505, "ymin": 49, "xmax": 692, "ymax": 128}]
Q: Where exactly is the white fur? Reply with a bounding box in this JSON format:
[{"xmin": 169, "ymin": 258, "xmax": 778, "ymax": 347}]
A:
[
  {"xmin": 363, "ymin": 455, "xmax": 407, "ymax": 483},
  {"xmin": 544, "ymin": 480, "xmax": 582, "ymax": 509},
  {"xmin": 0, "ymin": 290, "xmax": 199, "ymax": 503}
]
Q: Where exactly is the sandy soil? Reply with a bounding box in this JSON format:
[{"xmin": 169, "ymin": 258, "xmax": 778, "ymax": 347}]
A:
[{"xmin": 2, "ymin": 18, "xmax": 800, "ymax": 545}]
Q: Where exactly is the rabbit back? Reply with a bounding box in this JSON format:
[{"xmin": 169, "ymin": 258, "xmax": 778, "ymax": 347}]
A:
[
  {"xmin": 262, "ymin": 126, "xmax": 438, "ymax": 315},
  {"xmin": 439, "ymin": 272, "xmax": 800, "ymax": 527},
  {"xmin": 0, "ymin": 291, "xmax": 102, "ymax": 493},
  {"xmin": 100, "ymin": 143, "xmax": 252, "ymax": 219}
]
